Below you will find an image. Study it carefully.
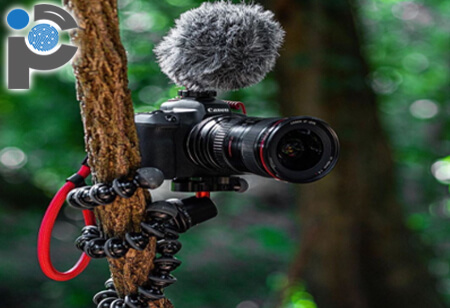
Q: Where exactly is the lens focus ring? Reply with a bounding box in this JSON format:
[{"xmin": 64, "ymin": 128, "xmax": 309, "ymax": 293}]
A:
[
  {"xmin": 187, "ymin": 116, "xmax": 238, "ymax": 173},
  {"xmin": 211, "ymin": 118, "xmax": 237, "ymax": 172}
]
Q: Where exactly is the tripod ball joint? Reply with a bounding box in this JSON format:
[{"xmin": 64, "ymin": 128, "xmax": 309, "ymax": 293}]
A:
[
  {"xmin": 166, "ymin": 197, "xmax": 218, "ymax": 233},
  {"xmin": 66, "ymin": 167, "xmax": 165, "ymax": 209}
]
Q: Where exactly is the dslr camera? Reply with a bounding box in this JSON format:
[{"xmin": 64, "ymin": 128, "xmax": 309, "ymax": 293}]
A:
[{"xmin": 135, "ymin": 90, "xmax": 339, "ymax": 191}]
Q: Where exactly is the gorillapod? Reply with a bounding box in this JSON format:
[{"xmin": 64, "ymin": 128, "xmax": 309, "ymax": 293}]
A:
[
  {"xmin": 39, "ymin": 161, "xmax": 248, "ymax": 308},
  {"xmin": 36, "ymin": 98, "xmax": 251, "ymax": 307}
]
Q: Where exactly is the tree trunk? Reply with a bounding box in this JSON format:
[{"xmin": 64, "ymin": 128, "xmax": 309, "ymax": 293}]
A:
[
  {"xmin": 64, "ymin": 1, "xmax": 172, "ymax": 307},
  {"xmin": 272, "ymin": 0, "xmax": 444, "ymax": 307}
]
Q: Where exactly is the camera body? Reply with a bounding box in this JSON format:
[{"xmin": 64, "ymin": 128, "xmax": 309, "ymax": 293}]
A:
[{"xmin": 136, "ymin": 91, "xmax": 234, "ymax": 180}]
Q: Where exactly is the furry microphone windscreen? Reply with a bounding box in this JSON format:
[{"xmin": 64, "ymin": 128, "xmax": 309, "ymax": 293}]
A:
[{"xmin": 154, "ymin": 1, "xmax": 285, "ymax": 92}]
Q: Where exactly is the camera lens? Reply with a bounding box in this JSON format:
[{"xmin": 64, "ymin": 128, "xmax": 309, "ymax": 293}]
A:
[
  {"xmin": 187, "ymin": 115, "xmax": 339, "ymax": 183},
  {"xmin": 277, "ymin": 130, "xmax": 323, "ymax": 171}
]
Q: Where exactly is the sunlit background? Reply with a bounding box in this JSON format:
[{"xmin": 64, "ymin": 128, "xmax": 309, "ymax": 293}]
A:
[{"xmin": 0, "ymin": 0, "xmax": 449, "ymax": 307}]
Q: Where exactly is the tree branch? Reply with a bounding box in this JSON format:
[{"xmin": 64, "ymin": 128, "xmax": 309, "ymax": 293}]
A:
[{"xmin": 64, "ymin": 0, "xmax": 173, "ymax": 306}]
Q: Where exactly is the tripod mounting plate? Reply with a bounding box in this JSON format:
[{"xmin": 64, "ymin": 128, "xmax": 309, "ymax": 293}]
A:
[{"xmin": 172, "ymin": 176, "xmax": 248, "ymax": 193}]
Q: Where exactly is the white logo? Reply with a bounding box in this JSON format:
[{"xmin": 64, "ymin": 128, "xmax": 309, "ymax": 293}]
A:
[{"xmin": 207, "ymin": 107, "xmax": 229, "ymax": 113}]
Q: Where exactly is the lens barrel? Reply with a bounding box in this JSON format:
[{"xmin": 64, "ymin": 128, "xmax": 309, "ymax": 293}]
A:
[{"xmin": 187, "ymin": 115, "xmax": 339, "ymax": 183}]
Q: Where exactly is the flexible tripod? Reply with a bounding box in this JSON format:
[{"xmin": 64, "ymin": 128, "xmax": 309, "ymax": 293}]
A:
[{"xmin": 38, "ymin": 162, "xmax": 248, "ymax": 307}]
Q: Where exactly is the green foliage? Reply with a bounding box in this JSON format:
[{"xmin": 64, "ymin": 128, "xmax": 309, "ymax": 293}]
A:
[
  {"xmin": 281, "ymin": 283, "xmax": 317, "ymax": 308},
  {"xmin": 360, "ymin": 0, "xmax": 450, "ymax": 302}
]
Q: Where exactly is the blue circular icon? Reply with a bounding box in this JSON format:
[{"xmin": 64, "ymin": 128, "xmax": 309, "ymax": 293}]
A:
[
  {"xmin": 28, "ymin": 24, "xmax": 59, "ymax": 52},
  {"xmin": 7, "ymin": 9, "xmax": 29, "ymax": 30}
]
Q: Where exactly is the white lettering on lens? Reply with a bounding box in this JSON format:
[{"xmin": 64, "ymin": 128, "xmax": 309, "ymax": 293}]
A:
[{"xmin": 290, "ymin": 119, "xmax": 317, "ymax": 125}]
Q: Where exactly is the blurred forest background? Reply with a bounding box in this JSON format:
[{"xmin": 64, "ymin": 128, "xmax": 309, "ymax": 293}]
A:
[{"xmin": 0, "ymin": 0, "xmax": 449, "ymax": 308}]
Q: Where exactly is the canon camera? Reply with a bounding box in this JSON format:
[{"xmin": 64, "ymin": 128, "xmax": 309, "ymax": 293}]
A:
[{"xmin": 135, "ymin": 91, "xmax": 339, "ymax": 185}]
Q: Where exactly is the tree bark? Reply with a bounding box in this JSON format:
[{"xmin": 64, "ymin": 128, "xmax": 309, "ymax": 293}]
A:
[
  {"xmin": 64, "ymin": 1, "xmax": 172, "ymax": 307},
  {"xmin": 271, "ymin": 0, "xmax": 444, "ymax": 307}
]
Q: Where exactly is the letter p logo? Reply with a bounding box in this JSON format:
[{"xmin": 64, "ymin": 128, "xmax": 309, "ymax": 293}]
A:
[{"xmin": 6, "ymin": 4, "xmax": 78, "ymax": 90}]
